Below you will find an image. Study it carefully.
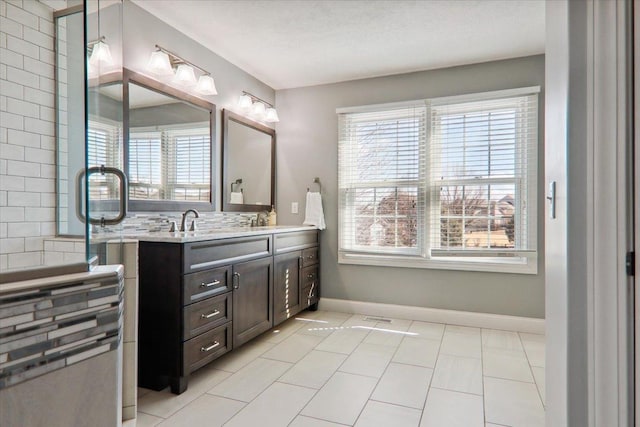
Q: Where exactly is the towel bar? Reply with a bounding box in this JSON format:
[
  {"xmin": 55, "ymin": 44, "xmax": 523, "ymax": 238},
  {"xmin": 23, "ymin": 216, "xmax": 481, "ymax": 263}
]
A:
[{"xmin": 307, "ymin": 177, "xmax": 321, "ymax": 193}]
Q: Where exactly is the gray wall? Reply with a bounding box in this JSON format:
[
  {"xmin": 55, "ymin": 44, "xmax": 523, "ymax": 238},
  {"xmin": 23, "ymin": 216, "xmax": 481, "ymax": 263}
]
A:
[
  {"xmin": 275, "ymin": 55, "xmax": 545, "ymax": 318},
  {"xmin": 122, "ymin": 0, "xmax": 275, "ymax": 210}
]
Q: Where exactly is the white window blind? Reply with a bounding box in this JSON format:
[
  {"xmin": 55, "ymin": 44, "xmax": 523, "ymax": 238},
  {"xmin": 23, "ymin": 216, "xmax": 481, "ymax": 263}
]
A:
[
  {"xmin": 337, "ymin": 87, "xmax": 539, "ymax": 273},
  {"xmin": 429, "ymin": 93, "xmax": 538, "ymax": 257},
  {"xmin": 87, "ymin": 120, "xmax": 122, "ymax": 200},
  {"xmin": 166, "ymin": 128, "xmax": 210, "ymax": 201},
  {"xmin": 129, "ymin": 131, "xmax": 162, "ymax": 200},
  {"xmin": 338, "ymin": 105, "xmax": 427, "ymax": 256}
]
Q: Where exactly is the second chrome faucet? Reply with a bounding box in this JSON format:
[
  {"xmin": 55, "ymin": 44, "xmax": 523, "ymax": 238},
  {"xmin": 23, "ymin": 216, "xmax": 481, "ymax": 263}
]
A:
[{"xmin": 179, "ymin": 208, "xmax": 200, "ymax": 232}]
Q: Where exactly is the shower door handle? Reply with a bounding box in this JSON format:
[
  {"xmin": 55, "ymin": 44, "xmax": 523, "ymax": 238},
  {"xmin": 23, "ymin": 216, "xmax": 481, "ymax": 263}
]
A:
[
  {"xmin": 546, "ymin": 181, "xmax": 556, "ymax": 219},
  {"xmin": 76, "ymin": 165, "xmax": 128, "ymax": 226}
]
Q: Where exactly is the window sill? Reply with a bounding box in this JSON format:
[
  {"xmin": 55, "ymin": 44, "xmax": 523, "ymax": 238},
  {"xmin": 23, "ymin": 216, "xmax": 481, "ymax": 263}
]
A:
[{"xmin": 338, "ymin": 252, "xmax": 538, "ymax": 274}]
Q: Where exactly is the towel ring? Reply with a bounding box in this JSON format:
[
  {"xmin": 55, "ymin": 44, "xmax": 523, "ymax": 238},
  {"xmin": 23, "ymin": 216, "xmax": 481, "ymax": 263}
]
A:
[
  {"xmin": 231, "ymin": 178, "xmax": 243, "ymax": 193},
  {"xmin": 307, "ymin": 177, "xmax": 321, "ymax": 193}
]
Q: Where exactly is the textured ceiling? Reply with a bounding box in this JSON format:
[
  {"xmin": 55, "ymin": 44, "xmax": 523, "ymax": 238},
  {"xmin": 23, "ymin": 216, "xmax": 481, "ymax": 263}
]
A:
[{"xmin": 132, "ymin": 0, "xmax": 545, "ymax": 90}]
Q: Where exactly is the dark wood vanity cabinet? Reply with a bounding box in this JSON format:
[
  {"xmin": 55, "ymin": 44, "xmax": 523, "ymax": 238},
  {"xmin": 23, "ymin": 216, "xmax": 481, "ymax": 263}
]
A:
[
  {"xmin": 273, "ymin": 231, "xmax": 320, "ymax": 327},
  {"xmin": 138, "ymin": 230, "xmax": 318, "ymax": 394}
]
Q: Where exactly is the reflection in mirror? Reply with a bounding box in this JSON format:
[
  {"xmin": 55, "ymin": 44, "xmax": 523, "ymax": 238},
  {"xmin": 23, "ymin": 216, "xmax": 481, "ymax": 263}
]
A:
[
  {"xmin": 124, "ymin": 70, "xmax": 215, "ymax": 211},
  {"xmin": 222, "ymin": 110, "xmax": 275, "ymax": 212}
]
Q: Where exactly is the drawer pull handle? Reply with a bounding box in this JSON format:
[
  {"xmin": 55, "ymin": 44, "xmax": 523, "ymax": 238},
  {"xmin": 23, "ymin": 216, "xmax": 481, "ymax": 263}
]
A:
[
  {"xmin": 200, "ymin": 341, "xmax": 220, "ymax": 352},
  {"xmin": 307, "ymin": 255, "xmax": 314, "ymax": 259},
  {"xmin": 307, "ymin": 274, "xmax": 314, "ymax": 279},
  {"xmin": 201, "ymin": 310, "xmax": 220, "ymax": 319},
  {"xmin": 233, "ymin": 272, "xmax": 241, "ymax": 289},
  {"xmin": 200, "ymin": 280, "xmax": 221, "ymax": 288},
  {"xmin": 308, "ymin": 283, "xmax": 315, "ymax": 298}
]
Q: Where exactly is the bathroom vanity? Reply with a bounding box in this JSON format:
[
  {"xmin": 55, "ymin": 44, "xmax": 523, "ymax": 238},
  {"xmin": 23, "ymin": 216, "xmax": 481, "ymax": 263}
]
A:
[{"xmin": 137, "ymin": 226, "xmax": 319, "ymax": 394}]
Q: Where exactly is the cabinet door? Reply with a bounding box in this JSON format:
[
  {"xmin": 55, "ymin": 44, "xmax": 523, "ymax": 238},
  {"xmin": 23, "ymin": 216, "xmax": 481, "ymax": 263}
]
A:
[
  {"xmin": 273, "ymin": 252, "xmax": 302, "ymax": 326},
  {"xmin": 232, "ymin": 257, "xmax": 273, "ymax": 347}
]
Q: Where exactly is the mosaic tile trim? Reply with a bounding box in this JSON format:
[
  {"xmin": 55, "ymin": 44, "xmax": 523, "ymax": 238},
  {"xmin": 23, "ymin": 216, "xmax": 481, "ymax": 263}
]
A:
[
  {"xmin": 0, "ymin": 274, "xmax": 124, "ymax": 389},
  {"xmin": 91, "ymin": 212, "xmax": 258, "ymax": 235}
]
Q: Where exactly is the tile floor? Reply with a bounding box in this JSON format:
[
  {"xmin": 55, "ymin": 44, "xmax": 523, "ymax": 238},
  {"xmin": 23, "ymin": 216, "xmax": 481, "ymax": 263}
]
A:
[{"xmin": 135, "ymin": 310, "xmax": 545, "ymax": 427}]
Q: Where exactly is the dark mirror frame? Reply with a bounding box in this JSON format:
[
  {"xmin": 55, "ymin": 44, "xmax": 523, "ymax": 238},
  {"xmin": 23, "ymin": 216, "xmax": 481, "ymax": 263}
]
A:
[
  {"xmin": 221, "ymin": 109, "xmax": 275, "ymax": 212},
  {"xmin": 123, "ymin": 68, "xmax": 216, "ymax": 212}
]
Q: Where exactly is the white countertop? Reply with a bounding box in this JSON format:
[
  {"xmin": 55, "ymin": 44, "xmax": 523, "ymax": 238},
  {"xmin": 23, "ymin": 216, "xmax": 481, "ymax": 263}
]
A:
[{"xmin": 114, "ymin": 225, "xmax": 319, "ymax": 244}]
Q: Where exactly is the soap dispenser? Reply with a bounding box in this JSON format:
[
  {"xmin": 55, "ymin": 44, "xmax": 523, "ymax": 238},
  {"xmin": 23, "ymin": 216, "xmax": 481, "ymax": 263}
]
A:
[{"xmin": 268, "ymin": 205, "xmax": 277, "ymax": 226}]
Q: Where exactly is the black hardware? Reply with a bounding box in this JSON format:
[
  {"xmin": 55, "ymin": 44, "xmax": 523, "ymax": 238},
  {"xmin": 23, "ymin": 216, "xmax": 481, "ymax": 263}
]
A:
[{"xmin": 626, "ymin": 251, "xmax": 635, "ymax": 276}]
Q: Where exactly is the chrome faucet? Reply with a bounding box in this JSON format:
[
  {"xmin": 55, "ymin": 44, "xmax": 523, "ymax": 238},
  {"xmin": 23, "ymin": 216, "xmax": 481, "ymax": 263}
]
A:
[
  {"xmin": 251, "ymin": 211, "xmax": 269, "ymax": 227},
  {"xmin": 180, "ymin": 209, "xmax": 200, "ymax": 232}
]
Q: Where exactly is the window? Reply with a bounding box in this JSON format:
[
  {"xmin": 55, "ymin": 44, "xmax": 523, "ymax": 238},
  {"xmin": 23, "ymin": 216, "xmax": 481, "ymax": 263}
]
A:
[
  {"xmin": 87, "ymin": 120, "xmax": 122, "ymax": 200},
  {"xmin": 338, "ymin": 87, "xmax": 539, "ymax": 273},
  {"xmin": 127, "ymin": 125, "xmax": 210, "ymax": 202}
]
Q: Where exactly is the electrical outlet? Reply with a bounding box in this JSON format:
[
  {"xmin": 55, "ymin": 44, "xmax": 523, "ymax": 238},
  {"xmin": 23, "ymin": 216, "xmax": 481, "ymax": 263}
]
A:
[{"xmin": 291, "ymin": 202, "xmax": 299, "ymax": 214}]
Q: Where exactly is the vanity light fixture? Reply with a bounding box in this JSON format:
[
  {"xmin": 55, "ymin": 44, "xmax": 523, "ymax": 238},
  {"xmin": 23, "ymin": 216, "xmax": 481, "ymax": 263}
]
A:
[
  {"xmin": 147, "ymin": 49, "xmax": 173, "ymax": 76},
  {"xmin": 238, "ymin": 91, "xmax": 280, "ymax": 123},
  {"xmin": 147, "ymin": 45, "xmax": 218, "ymax": 95},
  {"xmin": 174, "ymin": 64, "xmax": 197, "ymax": 86}
]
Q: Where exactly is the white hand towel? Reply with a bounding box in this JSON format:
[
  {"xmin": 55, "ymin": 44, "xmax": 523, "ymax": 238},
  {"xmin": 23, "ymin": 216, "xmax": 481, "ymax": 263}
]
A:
[
  {"xmin": 303, "ymin": 191, "xmax": 326, "ymax": 230},
  {"xmin": 230, "ymin": 191, "xmax": 244, "ymax": 204}
]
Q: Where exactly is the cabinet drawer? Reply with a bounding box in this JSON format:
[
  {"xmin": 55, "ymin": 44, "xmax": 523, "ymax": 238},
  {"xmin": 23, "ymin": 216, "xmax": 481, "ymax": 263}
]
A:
[
  {"xmin": 184, "ymin": 266, "xmax": 232, "ymax": 303},
  {"xmin": 301, "ymin": 265, "xmax": 318, "ymax": 287},
  {"xmin": 274, "ymin": 230, "xmax": 318, "ymax": 253},
  {"xmin": 301, "ymin": 247, "xmax": 318, "ymax": 267},
  {"xmin": 183, "ymin": 292, "xmax": 232, "ymax": 340},
  {"xmin": 184, "ymin": 322, "xmax": 232, "ymax": 374},
  {"xmin": 184, "ymin": 235, "xmax": 272, "ymax": 272}
]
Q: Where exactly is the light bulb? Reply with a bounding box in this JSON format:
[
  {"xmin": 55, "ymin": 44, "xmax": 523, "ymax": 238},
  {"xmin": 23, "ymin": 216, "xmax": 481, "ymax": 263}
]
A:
[
  {"xmin": 265, "ymin": 107, "xmax": 279, "ymax": 123},
  {"xmin": 89, "ymin": 40, "xmax": 113, "ymax": 66},
  {"xmin": 174, "ymin": 64, "xmax": 197, "ymax": 86},
  {"xmin": 251, "ymin": 101, "xmax": 266, "ymax": 119},
  {"xmin": 238, "ymin": 94, "xmax": 253, "ymax": 110},
  {"xmin": 147, "ymin": 50, "xmax": 173, "ymax": 76},
  {"xmin": 195, "ymin": 74, "xmax": 217, "ymax": 95}
]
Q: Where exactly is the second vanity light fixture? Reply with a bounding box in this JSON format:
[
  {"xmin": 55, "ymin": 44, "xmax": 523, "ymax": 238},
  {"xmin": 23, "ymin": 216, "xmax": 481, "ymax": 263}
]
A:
[
  {"xmin": 238, "ymin": 91, "xmax": 279, "ymax": 123},
  {"xmin": 147, "ymin": 45, "xmax": 218, "ymax": 96}
]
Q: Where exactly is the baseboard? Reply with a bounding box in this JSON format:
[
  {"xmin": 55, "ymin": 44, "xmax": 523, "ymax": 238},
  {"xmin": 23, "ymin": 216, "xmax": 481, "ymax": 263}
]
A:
[{"xmin": 318, "ymin": 298, "xmax": 545, "ymax": 334}]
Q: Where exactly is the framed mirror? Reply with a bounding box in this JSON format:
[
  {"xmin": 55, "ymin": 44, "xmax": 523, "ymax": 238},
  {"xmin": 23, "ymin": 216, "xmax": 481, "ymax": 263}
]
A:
[
  {"xmin": 123, "ymin": 69, "xmax": 215, "ymax": 211},
  {"xmin": 222, "ymin": 109, "xmax": 275, "ymax": 212}
]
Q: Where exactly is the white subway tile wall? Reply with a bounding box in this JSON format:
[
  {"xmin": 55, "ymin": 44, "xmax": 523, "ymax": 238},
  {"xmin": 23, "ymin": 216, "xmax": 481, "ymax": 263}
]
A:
[{"xmin": 1, "ymin": 0, "xmax": 57, "ymax": 270}]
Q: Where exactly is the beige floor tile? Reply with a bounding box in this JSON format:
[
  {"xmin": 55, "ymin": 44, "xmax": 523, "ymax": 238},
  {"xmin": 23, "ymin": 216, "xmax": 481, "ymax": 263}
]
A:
[
  {"xmin": 207, "ymin": 357, "xmax": 292, "ymax": 402},
  {"xmin": 156, "ymin": 394, "xmax": 244, "ymax": 427},
  {"xmin": 301, "ymin": 371, "xmax": 378, "ymax": 425},
  {"xmin": 484, "ymin": 377, "xmax": 545, "ymax": 426},
  {"xmin": 392, "ymin": 337, "xmax": 440, "ymax": 368},
  {"xmin": 431, "ymin": 354, "xmax": 483, "ymax": 395},
  {"xmin": 519, "ymin": 333, "xmax": 545, "ymax": 367},
  {"xmin": 482, "ymin": 329, "xmax": 525, "ymax": 351},
  {"xmin": 440, "ymin": 330, "xmax": 482, "ymax": 359},
  {"xmin": 208, "ymin": 338, "xmax": 275, "ymax": 372},
  {"xmin": 341, "ymin": 313, "xmax": 380, "ymax": 328},
  {"xmin": 483, "ymin": 348, "xmax": 534, "ymax": 382},
  {"xmin": 261, "ymin": 316, "xmax": 307, "ymax": 344},
  {"xmin": 261, "ymin": 333, "xmax": 324, "ymax": 363},
  {"xmin": 137, "ymin": 387, "xmax": 152, "ymax": 398},
  {"xmin": 315, "ymin": 327, "xmax": 370, "ymax": 354},
  {"xmin": 279, "ymin": 350, "xmax": 347, "ymax": 389},
  {"xmin": 420, "ymin": 388, "xmax": 484, "ymax": 427},
  {"xmin": 134, "ymin": 412, "xmax": 163, "ymax": 427},
  {"xmin": 532, "ymin": 366, "xmax": 545, "ymax": 404},
  {"xmin": 371, "ymin": 362, "xmax": 433, "ymax": 409},
  {"xmin": 408, "ymin": 320, "xmax": 445, "ymax": 341},
  {"xmin": 339, "ymin": 342, "xmax": 396, "ymax": 378},
  {"xmin": 289, "ymin": 416, "xmax": 348, "ymax": 427},
  {"xmin": 445, "ymin": 325, "xmax": 481, "ymax": 335},
  {"xmin": 355, "ymin": 400, "xmax": 422, "ymax": 427},
  {"xmin": 137, "ymin": 368, "xmax": 231, "ymax": 418},
  {"xmin": 224, "ymin": 382, "xmax": 316, "ymax": 427},
  {"xmin": 295, "ymin": 312, "xmax": 351, "ymax": 337},
  {"xmin": 363, "ymin": 319, "xmax": 413, "ymax": 347}
]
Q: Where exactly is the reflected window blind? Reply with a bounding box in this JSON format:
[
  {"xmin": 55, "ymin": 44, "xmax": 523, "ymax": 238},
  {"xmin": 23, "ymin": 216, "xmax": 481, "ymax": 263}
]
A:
[
  {"xmin": 87, "ymin": 121, "xmax": 122, "ymax": 200},
  {"xmin": 429, "ymin": 93, "xmax": 538, "ymax": 256},
  {"xmin": 129, "ymin": 131, "xmax": 162, "ymax": 199},
  {"xmin": 166, "ymin": 128, "xmax": 210, "ymax": 201},
  {"xmin": 338, "ymin": 105, "xmax": 426, "ymax": 256}
]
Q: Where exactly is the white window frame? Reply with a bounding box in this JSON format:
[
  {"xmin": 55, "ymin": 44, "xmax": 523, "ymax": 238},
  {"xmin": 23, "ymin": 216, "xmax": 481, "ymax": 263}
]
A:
[{"xmin": 337, "ymin": 87, "xmax": 539, "ymax": 274}]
